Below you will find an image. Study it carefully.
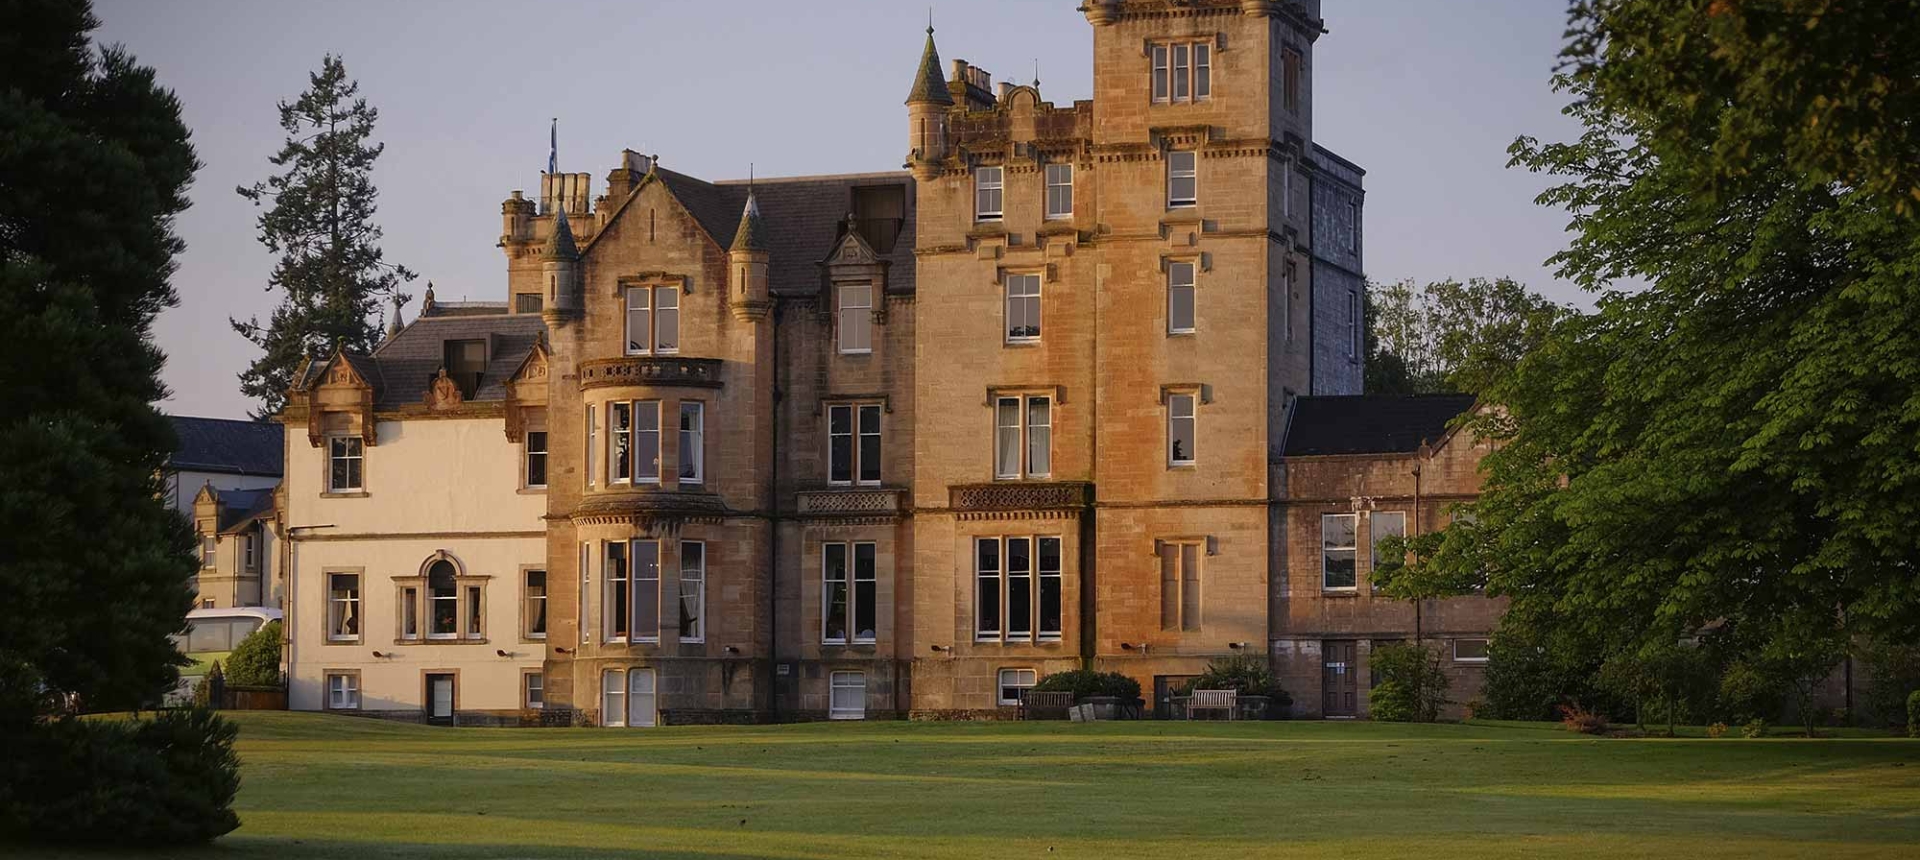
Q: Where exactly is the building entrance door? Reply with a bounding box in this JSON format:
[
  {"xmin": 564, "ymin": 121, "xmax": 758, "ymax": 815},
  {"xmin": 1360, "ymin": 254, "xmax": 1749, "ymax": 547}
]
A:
[
  {"xmin": 1322, "ymin": 641, "xmax": 1357, "ymax": 717},
  {"xmin": 426, "ymin": 673, "xmax": 455, "ymax": 725}
]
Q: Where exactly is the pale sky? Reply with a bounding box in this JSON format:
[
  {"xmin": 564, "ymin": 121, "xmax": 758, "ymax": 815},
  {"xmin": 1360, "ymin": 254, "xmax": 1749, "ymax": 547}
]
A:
[{"xmin": 97, "ymin": 0, "xmax": 1586, "ymax": 420}]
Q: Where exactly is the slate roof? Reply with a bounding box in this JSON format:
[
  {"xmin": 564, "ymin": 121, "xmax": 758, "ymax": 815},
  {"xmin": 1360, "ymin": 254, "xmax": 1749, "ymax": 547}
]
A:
[
  {"xmin": 650, "ymin": 168, "xmax": 917, "ymax": 296},
  {"xmin": 362, "ymin": 313, "xmax": 546, "ymax": 409},
  {"xmin": 1282, "ymin": 394, "xmax": 1477, "ymax": 457},
  {"xmin": 214, "ymin": 487, "xmax": 276, "ymax": 533},
  {"xmin": 168, "ymin": 416, "xmax": 283, "ymax": 477},
  {"xmin": 906, "ymin": 29, "xmax": 953, "ymax": 106}
]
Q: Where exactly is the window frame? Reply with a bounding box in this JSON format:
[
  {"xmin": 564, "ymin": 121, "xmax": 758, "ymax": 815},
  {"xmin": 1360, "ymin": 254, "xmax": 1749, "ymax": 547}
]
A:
[
  {"xmin": 1158, "ymin": 540, "xmax": 1204, "ymax": 632},
  {"xmin": 326, "ymin": 571, "xmax": 360, "ymax": 643},
  {"xmin": 585, "ymin": 404, "xmax": 598, "ymax": 488},
  {"xmin": 820, "ymin": 541, "xmax": 878, "ymax": 646},
  {"xmin": 1167, "ymin": 392, "xmax": 1198, "ymax": 467},
  {"xmin": 975, "ymin": 166, "xmax": 1004, "ymax": 221},
  {"xmin": 631, "ymin": 539, "xmax": 661, "ymax": 643},
  {"xmin": 522, "ymin": 568, "xmax": 548, "ymax": 641},
  {"xmin": 1152, "ymin": 40, "xmax": 1212, "ymax": 104},
  {"xmin": 678, "ymin": 401, "xmax": 704, "ymax": 485},
  {"xmin": 325, "ymin": 671, "xmax": 361, "ymax": 710},
  {"xmin": 1452, "ymin": 638, "xmax": 1491, "ymax": 664},
  {"xmin": 524, "ymin": 430, "xmax": 548, "ymax": 489},
  {"xmin": 678, "ymin": 540, "xmax": 705, "ymax": 643},
  {"xmin": 998, "ymin": 668, "xmax": 1039, "ymax": 707},
  {"xmin": 200, "ymin": 532, "xmax": 217, "ymax": 569},
  {"xmin": 838, "ymin": 283, "xmax": 874, "ymax": 355},
  {"xmin": 1044, "ymin": 163, "xmax": 1074, "ymax": 220},
  {"xmin": 974, "ymin": 535, "xmax": 1065, "ymax": 644},
  {"xmin": 623, "ymin": 285, "xmax": 681, "ymax": 356},
  {"xmin": 1167, "ymin": 261, "xmax": 1197, "ymax": 335},
  {"xmin": 1369, "ymin": 511, "xmax": 1407, "ymax": 592},
  {"xmin": 523, "ymin": 670, "xmax": 545, "ymax": 710},
  {"xmin": 1322, "ymin": 513, "xmax": 1359, "ymax": 592},
  {"xmin": 634, "ymin": 400, "xmax": 662, "ymax": 484},
  {"xmin": 327, "ymin": 434, "xmax": 364, "ymax": 493},
  {"xmin": 1167, "ymin": 150, "xmax": 1198, "ymax": 208},
  {"xmin": 994, "ymin": 394, "xmax": 1054, "ymax": 481},
  {"xmin": 829, "ymin": 670, "xmax": 867, "ymax": 720},
  {"xmin": 426, "ymin": 560, "xmax": 460, "ymax": 640},
  {"xmin": 1003, "ymin": 272, "xmax": 1042, "ymax": 344},
  {"xmin": 828, "ymin": 403, "xmax": 884, "ymax": 487}
]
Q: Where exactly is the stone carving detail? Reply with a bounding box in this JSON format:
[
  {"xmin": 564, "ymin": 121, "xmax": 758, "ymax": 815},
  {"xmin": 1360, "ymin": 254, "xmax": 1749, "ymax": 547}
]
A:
[
  {"xmin": 579, "ymin": 356, "xmax": 724, "ymax": 390},
  {"xmin": 797, "ymin": 489, "xmax": 902, "ymax": 516},
  {"xmin": 950, "ymin": 482, "xmax": 1092, "ymax": 512},
  {"xmin": 426, "ymin": 368, "xmax": 464, "ymax": 409}
]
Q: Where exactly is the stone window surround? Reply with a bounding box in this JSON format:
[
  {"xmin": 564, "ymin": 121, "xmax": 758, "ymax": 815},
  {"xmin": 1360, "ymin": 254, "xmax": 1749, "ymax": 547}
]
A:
[
  {"xmin": 519, "ymin": 564, "xmax": 548, "ymax": 644},
  {"xmin": 826, "ymin": 402, "xmax": 884, "ymax": 488},
  {"xmin": 389, "ymin": 551, "xmax": 492, "ymax": 645},
  {"xmin": 324, "ymin": 669, "xmax": 361, "ymax": 711},
  {"xmin": 323, "ymin": 433, "xmax": 368, "ymax": 497},
  {"xmin": 324, "ymin": 566, "xmax": 364, "ymax": 645},
  {"xmin": 973, "ymin": 534, "xmax": 1065, "ymax": 645},
  {"xmin": 820, "ymin": 540, "xmax": 878, "ymax": 646},
  {"xmin": 593, "ymin": 396, "xmax": 710, "ymax": 491}
]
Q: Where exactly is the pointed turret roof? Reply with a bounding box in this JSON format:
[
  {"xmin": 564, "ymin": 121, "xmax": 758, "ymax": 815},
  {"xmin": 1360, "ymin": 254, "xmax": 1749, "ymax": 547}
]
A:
[
  {"xmin": 905, "ymin": 26, "xmax": 953, "ymax": 106},
  {"xmin": 542, "ymin": 205, "xmax": 580, "ymax": 261},
  {"xmin": 729, "ymin": 192, "xmax": 767, "ymax": 252}
]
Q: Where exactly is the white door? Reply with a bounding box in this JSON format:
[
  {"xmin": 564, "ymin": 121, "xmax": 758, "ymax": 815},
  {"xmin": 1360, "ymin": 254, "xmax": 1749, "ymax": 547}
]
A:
[
  {"xmin": 829, "ymin": 671, "xmax": 866, "ymax": 720},
  {"xmin": 627, "ymin": 668, "xmax": 657, "ymax": 728},
  {"xmin": 428, "ymin": 675, "xmax": 454, "ymax": 721}
]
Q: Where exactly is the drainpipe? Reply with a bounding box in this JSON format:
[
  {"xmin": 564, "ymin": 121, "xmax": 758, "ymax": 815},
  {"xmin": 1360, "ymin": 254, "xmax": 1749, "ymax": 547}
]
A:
[
  {"xmin": 1411, "ymin": 460, "xmax": 1423, "ymax": 648},
  {"xmin": 284, "ymin": 524, "xmax": 336, "ymax": 706}
]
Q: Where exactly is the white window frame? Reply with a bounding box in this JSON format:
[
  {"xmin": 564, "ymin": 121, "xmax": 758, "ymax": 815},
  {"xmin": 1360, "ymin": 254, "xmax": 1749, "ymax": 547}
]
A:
[
  {"xmin": 200, "ymin": 533, "xmax": 216, "ymax": 569},
  {"xmin": 1167, "ymin": 151, "xmax": 1197, "ymax": 208},
  {"xmin": 523, "ymin": 569, "xmax": 548, "ymax": 640},
  {"xmin": 635, "ymin": 400, "xmax": 661, "ymax": 484},
  {"xmin": 326, "ymin": 673, "xmax": 360, "ymax": 710},
  {"xmin": 1153, "ymin": 41, "xmax": 1212, "ymax": 104},
  {"xmin": 1168, "ymin": 261, "xmax": 1196, "ymax": 335},
  {"xmin": 975, "ymin": 166, "xmax": 1003, "ymax": 221},
  {"xmin": 327, "ymin": 435, "xmax": 363, "ymax": 493},
  {"xmin": 820, "ymin": 542, "xmax": 877, "ymax": 646},
  {"xmin": 524, "ymin": 430, "xmax": 548, "ymax": 489},
  {"xmin": 1453, "ymin": 638, "xmax": 1491, "ymax": 663},
  {"xmin": 974, "ymin": 535, "xmax": 1064, "ymax": 643},
  {"xmin": 998, "ymin": 668, "xmax": 1038, "ymax": 706},
  {"xmin": 327, "ymin": 572, "xmax": 359, "ymax": 642},
  {"xmin": 603, "ymin": 540, "xmax": 629, "ymax": 642},
  {"xmin": 678, "ymin": 540, "xmax": 705, "ymax": 643},
  {"xmin": 1168, "ymin": 393, "xmax": 1197, "ymax": 466},
  {"xmin": 828, "ymin": 404, "xmax": 884, "ymax": 487},
  {"xmin": 601, "ymin": 669, "xmax": 627, "ymax": 727},
  {"xmin": 1004, "ymin": 273, "xmax": 1042, "ymax": 344},
  {"xmin": 994, "ymin": 395, "xmax": 1053, "ymax": 480},
  {"xmin": 838, "ymin": 283, "xmax": 873, "ymax": 355},
  {"xmin": 632, "ymin": 539, "xmax": 661, "ymax": 643},
  {"xmin": 523, "ymin": 671, "xmax": 545, "ymax": 710},
  {"xmin": 678, "ymin": 401, "xmax": 704, "ymax": 485},
  {"xmin": 624, "ymin": 285, "xmax": 681, "ymax": 356},
  {"xmin": 1322, "ymin": 513, "xmax": 1359, "ymax": 592},
  {"xmin": 585, "ymin": 404, "xmax": 598, "ymax": 488},
  {"xmin": 1152, "ymin": 44, "xmax": 1170, "ymax": 102},
  {"xmin": 611, "ymin": 402, "xmax": 633, "ymax": 485},
  {"xmin": 829, "ymin": 670, "xmax": 867, "ymax": 720},
  {"xmin": 427, "ymin": 562, "xmax": 460, "ymax": 640},
  {"xmin": 243, "ymin": 529, "xmax": 260, "ymax": 572},
  {"xmin": 1044, "ymin": 163, "xmax": 1073, "ymax": 220}
]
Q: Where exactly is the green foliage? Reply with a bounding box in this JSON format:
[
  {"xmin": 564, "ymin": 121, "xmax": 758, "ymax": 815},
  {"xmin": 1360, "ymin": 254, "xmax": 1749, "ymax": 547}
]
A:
[
  {"xmin": 0, "ymin": 709, "xmax": 240, "ymax": 845},
  {"xmin": 1366, "ymin": 644, "xmax": 1449, "ymax": 722},
  {"xmin": 0, "ymin": 0, "xmax": 200, "ymax": 727},
  {"xmin": 1364, "ymin": 277, "xmax": 1570, "ymax": 395},
  {"xmin": 1715, "ymin": 661, "xmax": 1780, "ymax": 726},
  {"xmin": 1598, "ymin": 640, "xmax": 1713, "ymax": 734},
  {"xmin": 1188, "ymin": 654, "xmax": 1290, "ymax": 706},
  {"xmin": 1907, "ymin": 690, "xmax": 1919, "ymax": 739},
  {"xmin": 1742, "ymin": 718, "xmax": 1769, "ymax": 740},
  {"xmin": 1477, "ymin": 623, "xmax": 1623, "ymax": 721},
  {"xmin": 232, "ymin": 54, "xmax": 414, "ymax": 417},
  {"xmin": 225, "ymin": 620, "xmax": 284, "ymax": 687},
  {"xmin": 1860, "ymin": 643, "xmax": 1920, "ymax": 728},
  {"xmin": 1412, "ymin": 0, "xmax": 1920, "ymax": 721},
  {"xmin": 1032, "ymin": 669, "xmax": 1141, "ymax": 701}
]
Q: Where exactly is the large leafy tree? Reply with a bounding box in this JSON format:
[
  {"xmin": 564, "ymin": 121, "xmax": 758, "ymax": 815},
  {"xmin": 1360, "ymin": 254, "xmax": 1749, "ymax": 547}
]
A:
[
  {"xmin": 1364, "ymin": 277, "xmax": 1567, "ymax": 396},
  {"xmin": 0, "ymin": 0, "xmax": 201, "ymax": 722},
  {"xmin": 1416, "ymin": 0, "xmax": 1920, "ymax": 724},
  {"xmin": 233, "ymin": 55, "xmax": 412, "ymax": 417}
]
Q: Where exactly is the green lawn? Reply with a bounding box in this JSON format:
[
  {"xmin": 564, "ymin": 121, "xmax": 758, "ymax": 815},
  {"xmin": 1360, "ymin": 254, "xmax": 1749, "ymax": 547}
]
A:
[{"xmin": 23, "ymin": 712, "xmax": 1920, "ymax": 859}]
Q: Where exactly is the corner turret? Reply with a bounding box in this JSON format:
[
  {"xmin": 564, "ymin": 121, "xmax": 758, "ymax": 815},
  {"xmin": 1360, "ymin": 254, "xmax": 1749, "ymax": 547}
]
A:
[
  {"xmin": 905, "ymin": 25, "xmax": 952, "ymax": 180},
  {"xmin": 728, "ymin": 193, "xmax": 771, "ymax": 322},
  {"xmin": 541, "ymin": 206, "xmax": 581, "ymax": 322}
]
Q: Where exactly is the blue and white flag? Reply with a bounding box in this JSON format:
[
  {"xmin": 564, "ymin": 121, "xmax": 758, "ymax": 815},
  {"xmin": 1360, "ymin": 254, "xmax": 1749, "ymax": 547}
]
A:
[{"xmin": 548, "ymin": 118, "xmax": 557, "ymax": 175}]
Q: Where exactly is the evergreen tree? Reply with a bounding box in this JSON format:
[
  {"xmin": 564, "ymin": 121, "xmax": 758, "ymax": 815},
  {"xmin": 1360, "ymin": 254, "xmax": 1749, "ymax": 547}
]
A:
[
  {"xmin": 233, "ymin": 54, "xmax": 413, "ymax": 417},
  {"xmin": 0, "ymin": 0, "xmax": 200, "ymax": 722}
]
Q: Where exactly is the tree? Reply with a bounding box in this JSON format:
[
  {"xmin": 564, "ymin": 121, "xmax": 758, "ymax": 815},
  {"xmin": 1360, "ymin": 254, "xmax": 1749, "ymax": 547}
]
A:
[
  {"xmin": 223, "ymin": 620, "xmax": 283, "ymax": 687},
  {"xmin": 233, "ymin": 54, "xmax": 413, "ymax": 417},
  {"xmin": 0, "ymin": 0, "xmax": 200, "ymax": 724},
  {"xmin": 1413, "ymin": 0, "xmax": 1919, "ymax": 721},
  {"xmin": 1364, "ymin": 277, "xmax": 1568, "ymax": 395}
]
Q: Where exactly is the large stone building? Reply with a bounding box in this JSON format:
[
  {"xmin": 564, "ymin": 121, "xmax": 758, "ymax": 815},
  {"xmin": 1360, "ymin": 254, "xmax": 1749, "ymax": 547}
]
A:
[{"xmin": 277, "ymin": 0, "xmax": 1510, "ymax": 724}]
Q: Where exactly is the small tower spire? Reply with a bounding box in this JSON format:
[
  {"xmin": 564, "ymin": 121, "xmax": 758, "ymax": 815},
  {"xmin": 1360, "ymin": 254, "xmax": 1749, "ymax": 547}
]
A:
[
  {"xmin": 905, "ymin": 19, "xmax": 953, "ymax": 106},
  {"xmin": 384, "ymin": 293, "xmax": 405, "ymax": 339},
  {"xmin": 730, "ymin": 188, "xmax": 767, "ymax": 253},
  {"xmin": 542, "ymin": 205, "xmax": 580, "ymax": 261}
]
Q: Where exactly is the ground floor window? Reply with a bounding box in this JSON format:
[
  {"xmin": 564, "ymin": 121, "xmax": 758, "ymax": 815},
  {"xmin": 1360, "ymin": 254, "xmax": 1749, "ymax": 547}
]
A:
[
  {"xmin": 998, "ymin": 668, "xmax": 1037, "ymax": 706},
  {"xmin": 602, "ymin": 668, "xmax": 657, "ymax": 728},
  {"xmin": 1452, "ymin": 638, "xmax": 1490, "ymax": 663},
  {"xmin": 829, "ymin": 671, "xmax": 866, "ymax": 720},
  {"xmin": 524, "ymin": 671, "xmax": 544, "ymax": 710},
  {"xmin": 326, "ymin": 672, "xmax": 359, "ymax": 710},
  {"xmin": 975, "ymin": 536, "xmax": 1063, "ymax": 643}
]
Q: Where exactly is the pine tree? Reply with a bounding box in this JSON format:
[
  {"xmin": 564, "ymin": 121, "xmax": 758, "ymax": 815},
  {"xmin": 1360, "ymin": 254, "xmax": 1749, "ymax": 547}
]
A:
[
  {"xmin": 233, "ymin": 55, "xmax": 413, "ymax": 417},
  {"xmin": 0, "ymin": 0, "xmax": 201, "ymax": 722}
]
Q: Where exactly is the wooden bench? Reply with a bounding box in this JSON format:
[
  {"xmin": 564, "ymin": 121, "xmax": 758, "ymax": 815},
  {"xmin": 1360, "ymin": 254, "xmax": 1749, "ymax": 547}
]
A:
[
  {"xmin": 1018, "ymin": 690, "xmax": 1075, "ymax": 720},
  {"xmin": 1186, "ymin": 689, "xmax": 1238, "ymax": 720}
]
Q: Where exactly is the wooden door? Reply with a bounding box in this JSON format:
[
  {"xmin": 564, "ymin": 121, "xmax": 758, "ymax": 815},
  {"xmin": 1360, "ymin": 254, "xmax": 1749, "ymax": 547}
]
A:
[{"xmin": 1322, "ymin": 641, "xmax": 1357, "ymax": 717}]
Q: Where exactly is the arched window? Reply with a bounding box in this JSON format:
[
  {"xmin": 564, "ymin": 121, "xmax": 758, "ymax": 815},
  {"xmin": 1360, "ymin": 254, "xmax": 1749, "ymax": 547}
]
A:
[{"xmin": 428, "ymin": 559, "xmax": 458, "ymax": 638}]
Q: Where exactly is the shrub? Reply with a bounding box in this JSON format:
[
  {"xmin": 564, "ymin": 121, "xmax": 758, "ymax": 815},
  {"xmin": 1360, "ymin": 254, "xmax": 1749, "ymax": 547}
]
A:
[
  {"xmin": 1032, "ymin": 669, "xmax": 1140, "ymax": 702},
  {"xmin": 1908, "ymin": 690, "xmax": 1919, "ymax": 739},
  {"xmin": 1859, "ymin": 643, "xmax": 1920, "ymax": 728},
  {"xmin": 224, "ymin": 620, "xmax": 283, "ymax": 687},
  {"xmin": 1479, "ymin": 629, "xmax": 1625, "ymax": 721},
  {"xmin": 1706, "ymin": 722, "xmax": 1729, "ymax": 739},
  {"xmin": 1557, "ymin": 702, "xmax": 1608, "ymax": 735},
  {"xmin": 1187, "ymin": 654, "xmax": 1291, "ymax": 707},
  {"xmin": 1742, "ymin": 718, "xmax": 1768, "ymax": 739},
  {"xmin": 1368, "ymin": 643, "xmax": 1449, "ymax": 722},
  {"xmin": 191, "ymin": 661, "xmax": 221, "ymax": 708},
  {"xmin": 0, "ymin": 709, "xmax": 240, "ymax": 846},
  {"xmin": 1715, "ymin": 661, "xmax": 1781, "ymax": 725}
]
